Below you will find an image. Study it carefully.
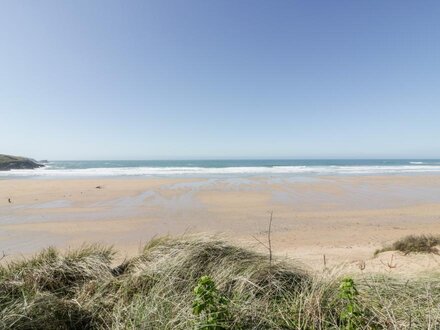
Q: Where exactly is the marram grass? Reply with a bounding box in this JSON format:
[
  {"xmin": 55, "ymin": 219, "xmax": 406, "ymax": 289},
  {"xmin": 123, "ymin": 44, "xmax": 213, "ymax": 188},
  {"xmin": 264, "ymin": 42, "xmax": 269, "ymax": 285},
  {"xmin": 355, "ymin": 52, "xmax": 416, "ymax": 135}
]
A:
[
  {"xmin": 375, "ymin": 234, "xmax": 440, "ymax": 256},
  {"xmin": 1, "ymin": 236, "xmax": 440, "ymax": 329}
]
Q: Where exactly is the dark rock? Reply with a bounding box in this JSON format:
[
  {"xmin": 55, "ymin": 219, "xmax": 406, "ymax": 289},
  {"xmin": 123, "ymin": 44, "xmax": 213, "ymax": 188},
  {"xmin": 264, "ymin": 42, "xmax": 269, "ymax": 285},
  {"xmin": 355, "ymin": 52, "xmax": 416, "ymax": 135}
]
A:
[{"xmin": 0, "ymin": 154, "xmax": 44, "ymax": 171}]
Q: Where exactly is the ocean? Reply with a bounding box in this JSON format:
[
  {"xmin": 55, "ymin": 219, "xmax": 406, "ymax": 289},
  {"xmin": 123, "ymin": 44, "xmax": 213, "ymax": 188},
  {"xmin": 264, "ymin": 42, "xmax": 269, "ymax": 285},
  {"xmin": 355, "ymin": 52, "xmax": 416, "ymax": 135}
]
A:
[{"xmin": 2, "ymin": 159, "xmax": 440, "ymax": 178}]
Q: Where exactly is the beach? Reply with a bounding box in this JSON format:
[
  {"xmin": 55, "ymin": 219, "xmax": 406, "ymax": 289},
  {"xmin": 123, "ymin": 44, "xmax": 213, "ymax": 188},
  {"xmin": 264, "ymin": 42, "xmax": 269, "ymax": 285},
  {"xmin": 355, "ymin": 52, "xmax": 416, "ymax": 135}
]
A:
[{"xmin": 2, "ymin": 174, "xmax": 440, "ymax": 273}]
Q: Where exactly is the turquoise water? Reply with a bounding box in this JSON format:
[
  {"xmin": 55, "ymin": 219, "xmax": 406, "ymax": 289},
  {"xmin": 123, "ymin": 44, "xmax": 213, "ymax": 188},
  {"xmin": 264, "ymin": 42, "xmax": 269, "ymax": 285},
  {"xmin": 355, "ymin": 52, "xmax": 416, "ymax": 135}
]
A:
[
  {"xmin": 47, "ymin": 159, "xmax": 440, "ymax": 169},
  {"xmin": 2, "ymin": 159, "xmax": 440, "ymax": 178}
]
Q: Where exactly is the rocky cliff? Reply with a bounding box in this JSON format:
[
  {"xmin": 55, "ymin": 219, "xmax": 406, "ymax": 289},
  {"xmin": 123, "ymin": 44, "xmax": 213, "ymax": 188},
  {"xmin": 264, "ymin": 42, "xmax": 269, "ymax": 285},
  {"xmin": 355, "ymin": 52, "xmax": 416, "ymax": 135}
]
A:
[{"xmin": 0, "ymin": 154, "xmax": 44, "ymax": 171}]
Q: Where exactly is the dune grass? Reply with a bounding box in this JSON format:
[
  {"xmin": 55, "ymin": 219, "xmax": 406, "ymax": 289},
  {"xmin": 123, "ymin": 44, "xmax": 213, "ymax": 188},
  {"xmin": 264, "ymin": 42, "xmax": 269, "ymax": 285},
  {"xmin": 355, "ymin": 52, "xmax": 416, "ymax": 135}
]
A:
[
  {"xmin": 1, "ymin": 236, "xmax": 440, "ymax": 329},
  {"xmin": 374, "ymin": 234, "xmax": 440, "ymax": 256}
]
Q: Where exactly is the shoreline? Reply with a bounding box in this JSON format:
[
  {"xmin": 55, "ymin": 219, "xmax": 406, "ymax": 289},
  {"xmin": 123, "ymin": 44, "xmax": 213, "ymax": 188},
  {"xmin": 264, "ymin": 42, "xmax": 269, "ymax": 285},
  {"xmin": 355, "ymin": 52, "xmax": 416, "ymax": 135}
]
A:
[{"xmin": 2, "ymin": 159, "xmax": 440, "ymax": 179}]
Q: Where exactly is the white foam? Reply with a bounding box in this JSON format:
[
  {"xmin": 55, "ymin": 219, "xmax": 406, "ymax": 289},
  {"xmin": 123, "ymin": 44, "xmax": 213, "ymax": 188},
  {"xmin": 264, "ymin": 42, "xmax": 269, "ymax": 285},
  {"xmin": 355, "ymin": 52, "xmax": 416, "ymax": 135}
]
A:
[{"xmin": 2, "ymin": 165, "xmax": 440, "ymax": 177}]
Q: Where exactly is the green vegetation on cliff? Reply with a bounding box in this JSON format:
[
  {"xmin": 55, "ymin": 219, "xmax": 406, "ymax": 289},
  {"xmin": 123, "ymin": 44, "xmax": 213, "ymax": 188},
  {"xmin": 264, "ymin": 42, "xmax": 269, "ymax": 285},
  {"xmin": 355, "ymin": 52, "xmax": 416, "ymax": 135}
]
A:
[
  {"xmin": 1, "ymin": 236, "xmax": 440, "ymax": 329},
  {"xmin": 0, "ymin": 154, "xmax": 43, "ymax": 171}
]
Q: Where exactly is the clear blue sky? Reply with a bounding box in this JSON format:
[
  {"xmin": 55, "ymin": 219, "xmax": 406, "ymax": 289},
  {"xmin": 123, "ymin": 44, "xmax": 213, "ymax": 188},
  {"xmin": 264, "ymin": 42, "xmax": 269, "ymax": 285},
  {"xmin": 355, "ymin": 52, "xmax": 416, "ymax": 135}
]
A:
[{"xmin": 1, "ymin": 1, "xmax": 439, "ymax": 160}]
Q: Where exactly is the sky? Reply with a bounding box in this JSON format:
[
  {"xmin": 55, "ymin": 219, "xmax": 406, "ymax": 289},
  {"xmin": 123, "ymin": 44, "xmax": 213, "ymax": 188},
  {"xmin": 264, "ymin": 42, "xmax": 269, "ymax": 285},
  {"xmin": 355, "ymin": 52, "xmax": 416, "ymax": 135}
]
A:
[{"xmin": 1, "ymin": 1, "xmax": 439, "ymax": 160}]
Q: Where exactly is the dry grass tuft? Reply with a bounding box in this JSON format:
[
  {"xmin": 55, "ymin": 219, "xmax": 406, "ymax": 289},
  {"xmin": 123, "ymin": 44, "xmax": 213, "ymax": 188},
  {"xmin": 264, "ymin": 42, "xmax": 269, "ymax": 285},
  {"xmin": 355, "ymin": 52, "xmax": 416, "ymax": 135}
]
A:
[{"xmin": 375, "ymin": 234, "xmax": 440, "ymax": 256}]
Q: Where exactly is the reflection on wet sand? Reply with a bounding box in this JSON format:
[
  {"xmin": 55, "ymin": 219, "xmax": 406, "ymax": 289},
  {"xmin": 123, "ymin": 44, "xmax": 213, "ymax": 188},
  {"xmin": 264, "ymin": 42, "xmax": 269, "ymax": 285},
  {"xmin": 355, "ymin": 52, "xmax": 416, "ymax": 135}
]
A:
[{"xmin": 2, "ymin": 175, "xmax": 440, "ymax": 271}]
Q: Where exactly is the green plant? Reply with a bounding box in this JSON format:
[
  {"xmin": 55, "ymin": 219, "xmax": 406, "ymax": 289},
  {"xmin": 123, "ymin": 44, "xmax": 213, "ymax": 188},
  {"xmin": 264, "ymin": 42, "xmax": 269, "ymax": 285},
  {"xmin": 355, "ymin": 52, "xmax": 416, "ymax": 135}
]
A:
[
  {"xmin": 339, "ymin": 277, "xmax": 363, "ymax": 330},
  {"xmin": 192, "ymin": 275, "xmax": 229, "ymax": 329}
]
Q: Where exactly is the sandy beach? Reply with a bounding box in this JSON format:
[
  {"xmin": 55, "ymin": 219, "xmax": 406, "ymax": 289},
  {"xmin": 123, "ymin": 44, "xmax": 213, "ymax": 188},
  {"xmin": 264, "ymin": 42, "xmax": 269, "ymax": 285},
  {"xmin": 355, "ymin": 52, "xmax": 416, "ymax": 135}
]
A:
[{"xmin": 2, "ymin": 175, "xmax": 440, "ymax": 274}]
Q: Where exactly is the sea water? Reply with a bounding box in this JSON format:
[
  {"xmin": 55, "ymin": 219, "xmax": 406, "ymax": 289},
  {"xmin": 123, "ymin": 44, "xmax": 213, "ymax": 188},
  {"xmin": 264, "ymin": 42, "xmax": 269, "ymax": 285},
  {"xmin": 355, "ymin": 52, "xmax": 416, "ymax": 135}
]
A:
[{"xmin": 2, "ymin": 159, "xmax": 440, "ymax": 178}]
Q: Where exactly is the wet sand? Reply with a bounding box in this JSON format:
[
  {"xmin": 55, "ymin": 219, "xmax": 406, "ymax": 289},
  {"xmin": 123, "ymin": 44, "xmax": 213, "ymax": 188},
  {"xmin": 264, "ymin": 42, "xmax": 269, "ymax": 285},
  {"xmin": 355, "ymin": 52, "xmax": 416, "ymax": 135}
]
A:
[{"xmin": 2, "ymin": 175, "xmax": 440, "ymax": 274}]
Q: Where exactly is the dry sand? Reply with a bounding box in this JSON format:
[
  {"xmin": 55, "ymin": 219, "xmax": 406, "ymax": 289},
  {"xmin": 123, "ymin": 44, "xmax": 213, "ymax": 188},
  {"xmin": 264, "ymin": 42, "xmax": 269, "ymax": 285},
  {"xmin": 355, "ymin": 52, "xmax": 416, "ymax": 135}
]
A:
[{"xmin": 1, "ymin": 175, "xmax": 440, "ymax": 275}]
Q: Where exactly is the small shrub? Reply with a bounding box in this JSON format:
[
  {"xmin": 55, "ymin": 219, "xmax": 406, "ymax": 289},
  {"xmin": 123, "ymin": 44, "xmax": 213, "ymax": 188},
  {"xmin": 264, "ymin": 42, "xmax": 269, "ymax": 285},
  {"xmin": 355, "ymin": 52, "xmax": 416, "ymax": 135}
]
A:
[
  {"xmin": 193, "ymin": 275, "xmax": 229, "ymax": 329},
  {"xmin": 338, "ymin": 277, "xmax": 363, "ymax": 330}
]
